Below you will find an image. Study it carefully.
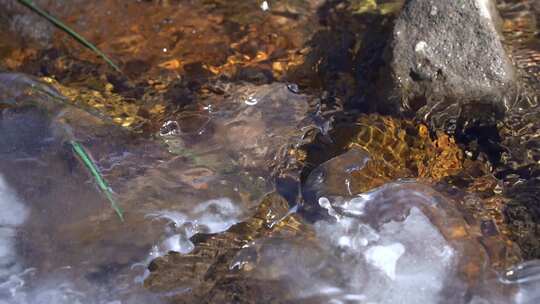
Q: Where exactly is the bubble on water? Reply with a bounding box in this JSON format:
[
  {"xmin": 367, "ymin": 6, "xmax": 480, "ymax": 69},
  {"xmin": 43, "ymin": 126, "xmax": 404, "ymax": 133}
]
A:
[{"xmin": 160, "ymin": 234, "xmax": 195, "ymax": 255}]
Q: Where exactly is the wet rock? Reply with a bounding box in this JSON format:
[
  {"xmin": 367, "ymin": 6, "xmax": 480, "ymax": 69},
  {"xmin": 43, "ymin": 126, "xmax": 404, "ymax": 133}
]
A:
[{"xmin": 377, "ymin": 0, "xmax": 517, "ymax": 131}]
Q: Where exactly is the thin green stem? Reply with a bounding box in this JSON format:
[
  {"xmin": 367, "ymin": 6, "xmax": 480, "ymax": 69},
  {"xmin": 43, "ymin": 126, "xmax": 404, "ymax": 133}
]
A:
[{"xmin": 70, "ymin": 140, "xmax": 125, "ymax": 222}]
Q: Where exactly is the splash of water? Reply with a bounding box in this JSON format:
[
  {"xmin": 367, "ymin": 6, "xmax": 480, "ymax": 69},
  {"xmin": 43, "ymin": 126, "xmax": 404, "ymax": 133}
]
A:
[
  {"xmin": 146, "ymin": 197, "xmax": 243, "ymax": 257},
  {"xmin": 231, "ymin": 181, "xmax": 540, "ymax": 303}
]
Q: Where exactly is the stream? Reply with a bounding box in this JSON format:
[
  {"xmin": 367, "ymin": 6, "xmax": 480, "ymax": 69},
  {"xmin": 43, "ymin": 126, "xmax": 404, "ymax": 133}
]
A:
[{"xmin": 1, "ymin": 0, "xmax": 540, "ymax": 303}]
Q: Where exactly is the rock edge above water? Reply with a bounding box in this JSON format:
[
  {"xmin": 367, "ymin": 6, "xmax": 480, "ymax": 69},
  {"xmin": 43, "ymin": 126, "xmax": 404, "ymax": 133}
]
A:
[{"xmin": 377, "ymin": 0, "xmax": 517, "ymax": 130}]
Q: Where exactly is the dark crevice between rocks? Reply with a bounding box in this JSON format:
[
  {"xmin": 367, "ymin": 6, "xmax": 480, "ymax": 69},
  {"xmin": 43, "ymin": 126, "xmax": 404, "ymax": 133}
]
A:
[{"xmin": 453, "ymin": 101, "xmax": 506, "ymax": 166}]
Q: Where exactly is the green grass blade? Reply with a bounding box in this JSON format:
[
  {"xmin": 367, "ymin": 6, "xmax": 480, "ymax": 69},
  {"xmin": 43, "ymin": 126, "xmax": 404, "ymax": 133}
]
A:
[
  {"xmin": 70, "ymin": 140, "xmax": 125, "ymax": 222},
  {"xmin": 17, "ymin": 0, "xmax": 121, "ymax": 72}
]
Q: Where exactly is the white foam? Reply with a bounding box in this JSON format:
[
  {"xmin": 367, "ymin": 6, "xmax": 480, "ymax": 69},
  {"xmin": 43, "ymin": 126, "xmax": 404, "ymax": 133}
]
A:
[
  {"xmin": 364, "ymin": 243, "xmax": 405, "ymax": 280},
  {"xmin": 0, "ymin": 174, "xmax": 28, "ymax": 286},
  {"xmin": 0, "ymin": 175, "xmax": 29, "ymax": 227},
  {"xmin": 160, "ymin": 234, "xmax": 194, "ymax": 255},
  {"xmin": 317, "ymin": 205, "xmax": 457, "ymax": 303},
  {"xmin": 238, "ymin": 183, "xmax": 467, "ymax": 303},
  {"xmin": 229, "ymin": 181, "xmax": 540, "ymax": 303},
  {"xmin": 192, "ymin": 198, "xmax": 242, "ymax": 232},
  {"xmin": 147, "ymin": 197, "xmax": 242, "ymax": 257}
]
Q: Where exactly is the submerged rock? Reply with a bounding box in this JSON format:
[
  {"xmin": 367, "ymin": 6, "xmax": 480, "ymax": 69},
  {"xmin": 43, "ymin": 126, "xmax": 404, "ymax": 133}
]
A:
[
  {"xmin": 377, "ymin": 0, "xmax": 517, "ymax": 130},
  {"xmin": 143, "ymin": 192, "xmax": 307, "ymax": 302},
  {"xmin": 300, "ymin": 114, "xmax": 463, "ymax": 217}
]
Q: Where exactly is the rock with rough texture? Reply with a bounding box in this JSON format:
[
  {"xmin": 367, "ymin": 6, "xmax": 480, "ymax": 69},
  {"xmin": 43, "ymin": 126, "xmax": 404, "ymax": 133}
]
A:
[
  {"xmin": 0, "ymin": 0, "xmax": 55, "ymax": 46},
  {"xmin": 377, "ymin": 0, "xmax": 517, "ymax": 131}
]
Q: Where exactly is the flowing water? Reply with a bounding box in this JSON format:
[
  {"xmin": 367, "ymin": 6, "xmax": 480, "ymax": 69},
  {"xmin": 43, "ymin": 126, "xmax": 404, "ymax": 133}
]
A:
[
  {"xmin": 0, "ymin": 72, "xmax": 314, "ymax": 303},
  {"xmin": 0, "ymin": 0, "xmax": 539, "ymax": 303}
]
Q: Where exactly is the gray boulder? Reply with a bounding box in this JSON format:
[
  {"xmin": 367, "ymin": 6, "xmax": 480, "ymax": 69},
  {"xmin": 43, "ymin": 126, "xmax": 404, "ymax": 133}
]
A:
[{"xmin": 377, "ymin": 0, "xmax": 517, "ymax": 130}]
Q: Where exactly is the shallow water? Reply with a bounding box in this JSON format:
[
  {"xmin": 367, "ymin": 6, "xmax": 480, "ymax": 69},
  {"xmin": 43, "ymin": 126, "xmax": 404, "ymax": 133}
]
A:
[
  {"xmin": 0, "ymin": 73, "xmax": 311, "ymax": 303},
  {"xmin": 0, "ymin": 0, "xmax": 539, "ymax": 303}
]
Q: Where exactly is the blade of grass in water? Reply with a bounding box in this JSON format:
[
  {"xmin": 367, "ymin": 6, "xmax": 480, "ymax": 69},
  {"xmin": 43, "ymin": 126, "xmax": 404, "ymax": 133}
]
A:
[
  {"xmin": 17, "ymin": 0, "xmax": 121, "ymax": 72},
  {"xmin": 70, "ymin": 140, "xmax": 125, "ymax": 222}
]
